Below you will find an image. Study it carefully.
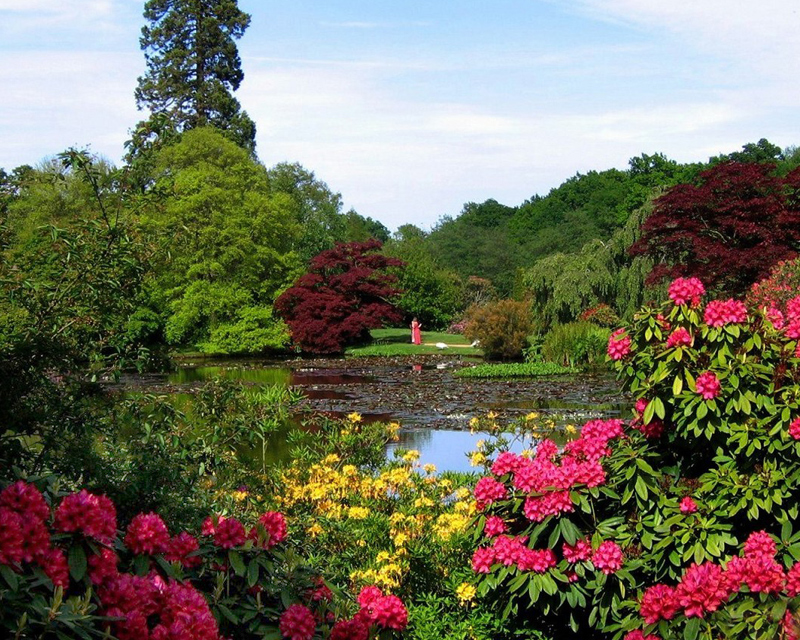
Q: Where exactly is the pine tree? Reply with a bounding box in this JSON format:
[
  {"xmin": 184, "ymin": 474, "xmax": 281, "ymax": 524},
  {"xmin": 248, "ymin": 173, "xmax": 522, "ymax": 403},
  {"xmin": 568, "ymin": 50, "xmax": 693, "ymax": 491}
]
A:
[{"xmin": 133, "ymin": 0, "xmax": 256, "ymax": 153}]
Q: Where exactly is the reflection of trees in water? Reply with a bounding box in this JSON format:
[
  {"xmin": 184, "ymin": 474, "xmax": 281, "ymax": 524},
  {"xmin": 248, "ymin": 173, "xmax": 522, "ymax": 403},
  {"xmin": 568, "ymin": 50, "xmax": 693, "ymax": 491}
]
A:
[
  {"xmin": 389, "ymin": 428, "xmax": 434, "ymax": 453},
  {"xmin": 168, "ymin": 366, "xmax": 292, "ymax": 386}
]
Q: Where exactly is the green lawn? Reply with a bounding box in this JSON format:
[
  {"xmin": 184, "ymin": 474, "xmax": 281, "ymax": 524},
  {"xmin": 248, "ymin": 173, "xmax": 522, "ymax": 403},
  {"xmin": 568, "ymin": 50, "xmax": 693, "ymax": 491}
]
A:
[
  {"xmin": 455, "ymin": 362, "xmax": 576, "ymax": 378},
  {"xmin": 345, "ymin": 328, "xmax": 482, "ymax": 357}
]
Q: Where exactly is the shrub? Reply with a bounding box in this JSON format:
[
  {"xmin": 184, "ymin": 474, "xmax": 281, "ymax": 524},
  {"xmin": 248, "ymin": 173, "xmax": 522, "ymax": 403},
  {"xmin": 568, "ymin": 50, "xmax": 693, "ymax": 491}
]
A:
[
  {"xmin": 747, "ymin": 256, "xmax": 800, "ymax": 315},
  {"xmin": 540, "ymin": 321, "xmax": 611, "ymax": 367},
  {"xmin": 455, "ymin": 362, "xmax": 575, "ymax": 379},
  {"xmin": 464, "ymin": 300, "xmax": 532, "ymax": 360},
  {"xmin": 579, "ymin": 303, "xmax": 620, "ymax": 328},
  {"xmin": 462, "ymin": 278, "xmax": 800, "ymax": 639}
]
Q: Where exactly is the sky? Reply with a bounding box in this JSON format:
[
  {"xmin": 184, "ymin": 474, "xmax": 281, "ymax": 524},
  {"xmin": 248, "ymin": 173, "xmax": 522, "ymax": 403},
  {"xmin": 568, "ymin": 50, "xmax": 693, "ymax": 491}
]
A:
[{"xmin": 1, "ymin": 1, "xmax": 799, "ymax": 231}]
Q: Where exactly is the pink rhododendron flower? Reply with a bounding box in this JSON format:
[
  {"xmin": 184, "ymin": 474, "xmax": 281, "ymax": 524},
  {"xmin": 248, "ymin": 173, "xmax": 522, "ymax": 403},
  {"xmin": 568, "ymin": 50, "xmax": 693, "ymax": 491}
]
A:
[
  {"xmin": 786, "ymin": 563, "xmax": 800, "ymax": 597},
  {"xmin": 371, "ymin": 594, "xmax": 408, "ymax": 630},
  {"xmin": 279, "ymin": 604, "xmax": 316, "ymax": 640},
  {"xmin": 124, "ymin": 513, "xmax": 170, "ymax": 555},
  {"xmin": 669, "ymin": 277, "xmax": 705, "ymax": 307},
  {"xmin": 0, "ymin": 507, "xmax": 26, "ymax": 566},
  {"xmin": 357, "ymin": 585, "xmax": 383, "ymax": 609},
  {"xmin": 54, "ymin": 490, "xmax": 117, "ymax": 543},
  {"xmin": 164, "ymin": 532, "xmax": 201, "ymax": 568},
  {"xmin": 249, "ymin": 511, "xmax": 287, "ymax": 549},
  {"xmin": 591, "ymin": 541, "xmax": 623, "ymax": 574},
  {"xmin": 563, "ymin": 538, "xmax": 592, "ymax": 563},
  {"xmin": 695, "ymin": 371, "xmax": 721, "ymax": 400},
  {"xmin": 517, "ymin": 547, "xmax": 556, "ymax": 573},
  {"xmin": 471, "ymin": 546, "xmax": 495, "ymax": 573},
  {"xmin": 704, "ymin": 299, "xmax": 748, "ymax": 326},
  {"xmin": 767, "ymin": 306, "xmax": 785, "ymax": 329},
  {"xmin": 523, "ymin": 491, "xmax": 573, "ymax": 522},
  {"xmin": 743, "ymin": 530, "xmax": 777, "ymax": 559},
  {"xmin": 330, "ymin": 617, "xmax": 369, "ymax": 640},
  {"xmin": 666, "ymin": 327, "xmax": 692, "ymax": 348},
  {"xmin": 640, "ymin": 584, "xmax": 679, "ymax": 624},
  {"xmin": 607, "ymin": 328, "xmax": 631, "ymax": 360},
  {"xmin": 483, "ymin": 515, "xmax": 506, "ymax": 537},
  {"xmin": 88, "ymin": 548, "xmax": 119, "ymax": 585},
  {"xmin": 493, "ymin": 535, "xmax": 529, "ymax": 566},
  {"xmin": 213, "ymin": 517, "xmax": 246, "ymax": 549},
  {"xmin": 679, "ymin": 496, "xmax": 698, "ymax": 514},
  {"xmin": 491, "ymin": 451, "xmax": 522, "ymax": 476},
  {"xmin": 675, "ymin": 562, "xmax": 729, "ymax": 618},
  {"xmin": 474, "ymin": 477, "xmax": 508, "ymax": 510},
  {"xmin": 37, "ymin": 546, "xmax": 69, "ymax": 588},
  {"xmin": 0, "ymin": 481, "xmax": 49, "ymax": 523},
  {"xmin": 625, "ymin": 632, "xmax": 660, "ymax": 640}
]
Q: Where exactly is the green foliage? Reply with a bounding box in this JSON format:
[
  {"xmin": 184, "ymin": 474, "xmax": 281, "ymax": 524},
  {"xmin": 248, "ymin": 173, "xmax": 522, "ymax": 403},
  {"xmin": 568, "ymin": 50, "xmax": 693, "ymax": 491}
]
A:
[
  {"xmin": 464, "ymin": 300, "xmax": 533, "ymax": 361},
  {"xmin": 385, "ymin": 228, "xmax": 465, "ymax": 329},
  {"xmin": 134, "ymin": 0, "xmax": 256, "ymax": 152},
  {"xmin": 540, "ymin": 322, "xmax": 611, "ymax": 368},
  {"xmin": 141, "ymin": 127, "xmax": 301, "ymax": 352},
  {"xmin": 455, "ymin": 362, "xmax": 575, "ymax": 378}
]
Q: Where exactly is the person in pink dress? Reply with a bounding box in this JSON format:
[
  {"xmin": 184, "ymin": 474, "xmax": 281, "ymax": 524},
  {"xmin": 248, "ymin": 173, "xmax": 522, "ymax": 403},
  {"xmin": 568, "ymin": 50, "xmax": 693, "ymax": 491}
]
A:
[{"xmin": 410, "ymin": 318, "xmax": 422, "ymax": 345}]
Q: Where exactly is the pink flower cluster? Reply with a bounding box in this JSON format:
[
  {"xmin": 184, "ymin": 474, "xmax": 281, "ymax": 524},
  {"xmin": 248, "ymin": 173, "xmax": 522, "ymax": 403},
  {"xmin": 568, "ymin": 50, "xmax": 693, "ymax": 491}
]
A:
[
  {"xmin": 279, "ymin": 603, "xmax": 317, "ymax": 640},
  {"xmin": 703, "ymin": 299, "xmax": 748, "ymax": 327},
  {"xmin": 474, "ymin": 477, "xmax": 508, "ymax": 510},
  {"xmin": 100, "ymin": 573, "xmax": 221, "ymax": 640},
  {"xmin": 355, "ymin": 585, "xmax": 409, "ymax": 631},
  {"xmin": 695, "ymin": 371, "xmax": 721, "ymax": 400},
  {"xmin": 53, "ymin": 488, "xmax": 117, "ymax": 543},
  {"xmin": 0, "ymin": 482, "xmax": 96, "ymax": 588},
  {"xmin": 790, "ymin": 417, "xmax": 800, "ymax": 440},
  {"xmin": 607, "ymin": 328, "xmax": 632, "ymax": 360},
  {"xmin": 666, "ymin": 327, "xmax": 692, "ymax": 348},
  {"xmin": 679, "ymin": 496, "xmax": 698, "ymax": 514},
  {"xmin": 125, "ymin": 512, "xmax": 170, "ymax": 555},
  {"xmin": 636, "ymin": 530, "xmax": 792, "ymax": 629},
  {"xmin": 472, "ymin": 534, "xmax": 557, "ymax": 574},
  {"xmin": 250, "ymin": 511, "xmax": 288, "ymax": 549},
  {"xmin": 483, "ymin": 515, "xmax": 506, "ymax": 537},
  {"xmin": 668, "ymin": 277, "xmax": 705, "ymax": 307},
  {"xmin": 592, "ymin": 540, "xmax": 624, "ymax": 574}
]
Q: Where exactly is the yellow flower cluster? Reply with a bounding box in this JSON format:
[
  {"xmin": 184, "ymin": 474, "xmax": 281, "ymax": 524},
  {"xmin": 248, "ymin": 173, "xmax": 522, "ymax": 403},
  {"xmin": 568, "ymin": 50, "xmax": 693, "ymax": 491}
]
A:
[{"xmin": 456, "ymin": 582, "xmax": 477, "ymax": 604}]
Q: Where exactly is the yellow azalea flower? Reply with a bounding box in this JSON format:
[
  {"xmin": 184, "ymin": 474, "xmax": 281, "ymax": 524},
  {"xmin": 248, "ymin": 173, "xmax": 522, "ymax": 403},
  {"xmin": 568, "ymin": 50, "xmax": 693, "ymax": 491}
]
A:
[
  {"xmin": 376, "ymin": 551, "xmax": 393, "ymax": 563},
  {"xmin": 455, "ymin": 487, "xmax": 470, "ymax": 500},
  {"xmin": 347, "ymin": 506, "xmax": 370, "ymax": 520},
  {"xmin": 521, "ymin": 449, "xmax": 534, "ymax": 458},
  {"xmin": 525, "ymin": 412, "xmax": 539, "ymax": 421},
  {"xmin": 423, "ymin": 463, "xmax": 437, "ymax": 474},
  {"xmin": 402, "ymin": 449, "xmax": 420, "ymax": 462},
  {"xmin": 356, "ymin": 539, "xmax": 366, "ymax": 547},
  {"xmin": 341, "ymin": 429, "xmax": 350, "ymax": 436},
  {"xmin": 476, "ymin": 439, "xmax": 486, "ymax": 450},
  {"xmin": 470, "ymin": 451, "xmax": 486, "ymax": 466},
  {"xmin": 469, "ymin": 417, "xmax": 480, "ymax": 427},
  {"xmin": 393, "ymin": 532, "xmax": 409, "ymax": 547},
  {"xmin": 307, "ymin": 523, "xmax": 324, "ymax": 537},
  {"xmin": 566, "ymin": 424, "xmax": 577, "ymax": 434},
  {"xmin": 231, "ymin": 490, "xmax": 248, "ymax": 502},
  {"xmin": 347, "ymin": 412, "xmax": 362, "ymax": 423},
  {"xmin": 414, "ymin": 496, "xmax": 435, "ymax": 509},
  {"xmin": 342, "ymin": 464, "xmax": 358, "ymax": 476},
  {"xmin": 322, "ymin": 453, "xmax": 340, "ymax": 465},
  {"xmin": 456, "ymin": 582, "xmax": 477, "ymax": 604}
]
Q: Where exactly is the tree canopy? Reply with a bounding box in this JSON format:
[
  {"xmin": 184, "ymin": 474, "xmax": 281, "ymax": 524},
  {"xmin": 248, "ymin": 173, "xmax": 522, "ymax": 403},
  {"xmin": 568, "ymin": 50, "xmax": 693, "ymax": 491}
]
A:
[{"xmin": 134, "ymin": 0, "xmax": 256, "ymax": 152}]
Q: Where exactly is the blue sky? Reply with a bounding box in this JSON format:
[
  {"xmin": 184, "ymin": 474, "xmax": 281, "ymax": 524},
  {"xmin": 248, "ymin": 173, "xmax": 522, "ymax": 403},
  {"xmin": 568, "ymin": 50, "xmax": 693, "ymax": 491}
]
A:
[{"xmin": 1, "ymin": 1, "xmax": 798, "ymax": 230}]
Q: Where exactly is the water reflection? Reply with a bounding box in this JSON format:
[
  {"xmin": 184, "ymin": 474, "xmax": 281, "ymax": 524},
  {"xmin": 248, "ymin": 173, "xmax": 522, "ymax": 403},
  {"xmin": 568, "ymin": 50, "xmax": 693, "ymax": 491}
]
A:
[{"xmin": 386, "ymin": 428, "xmax": 534, "ymax": 474}]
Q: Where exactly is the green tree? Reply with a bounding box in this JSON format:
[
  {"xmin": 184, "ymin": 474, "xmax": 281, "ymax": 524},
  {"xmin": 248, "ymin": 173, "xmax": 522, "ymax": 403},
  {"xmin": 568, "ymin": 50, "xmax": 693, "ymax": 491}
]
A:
[
  {"xmin": 140, "ymin": 128, "xmax": 301, "ymax": 353},
  {"xmin": 134, "ymin": 0, "xmax": 256, "ymax": 152}
]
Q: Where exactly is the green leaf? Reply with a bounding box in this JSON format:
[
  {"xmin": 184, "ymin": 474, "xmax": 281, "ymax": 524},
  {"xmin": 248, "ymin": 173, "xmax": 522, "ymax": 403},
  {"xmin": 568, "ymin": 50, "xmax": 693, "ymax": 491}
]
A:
[
  {"xmin": 68, "ymin": 545, "xmax": 87, "ymax": 582},
  {"xmin": 673, "ymin": 375, "xmax": 683, "ymax": 396},
  {"xmin": 684, "ymin": 616, "xmax": 701, "ymax": 640},
  {"xmin": 228, "ymin": 550, "xmax": 246, "ymax": 577},
  {"xmin": 247, "ymin": 559, "xmax": 259, "ymax": 587}
]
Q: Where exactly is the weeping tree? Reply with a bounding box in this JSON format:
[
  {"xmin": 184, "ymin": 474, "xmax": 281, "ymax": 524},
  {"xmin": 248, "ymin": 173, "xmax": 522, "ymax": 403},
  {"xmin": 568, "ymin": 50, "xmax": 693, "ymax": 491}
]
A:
[{"xmin": 522, "ymin": 202, "xmax": 655, "ymax": 329}]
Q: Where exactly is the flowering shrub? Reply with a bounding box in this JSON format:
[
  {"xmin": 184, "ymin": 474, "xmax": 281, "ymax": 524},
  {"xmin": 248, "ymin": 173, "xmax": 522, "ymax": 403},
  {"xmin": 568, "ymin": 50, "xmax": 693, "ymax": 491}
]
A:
[
  {"xmin": 463, "ymin": 277, "xmax": 800, "ymax": 639},
  {"xmin": 580, "ymin": 303, "xmax": 621, "ymax": 328},
  {"xmin": 0, "ymin": 479, "xmax": 409, "ymax": 640}
]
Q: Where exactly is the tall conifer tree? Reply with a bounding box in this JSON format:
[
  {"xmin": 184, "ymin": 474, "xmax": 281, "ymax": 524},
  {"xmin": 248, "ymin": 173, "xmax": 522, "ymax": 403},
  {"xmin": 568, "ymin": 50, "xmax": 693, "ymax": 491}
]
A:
[{"xmin": 133, "ymin": 0, "xmax": 256, "ymax": 153}]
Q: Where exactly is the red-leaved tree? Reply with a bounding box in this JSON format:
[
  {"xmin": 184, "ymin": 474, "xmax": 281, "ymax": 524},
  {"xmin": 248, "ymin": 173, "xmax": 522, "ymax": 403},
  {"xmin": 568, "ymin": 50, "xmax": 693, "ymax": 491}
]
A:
[
  {"xmin": 630, "ymin": 161, "xmax": 800, "ymax": 295},
  {"xmin": 275, "ymin": 239, "xmax": 404, "ymax": 353}
]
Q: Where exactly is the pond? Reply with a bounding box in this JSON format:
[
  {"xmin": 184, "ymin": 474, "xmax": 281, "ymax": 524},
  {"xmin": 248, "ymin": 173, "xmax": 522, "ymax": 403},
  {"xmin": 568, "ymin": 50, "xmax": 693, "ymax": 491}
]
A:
[{"xmin": 121, "ymin": 355, "xmax": 627, "ymax": 473}]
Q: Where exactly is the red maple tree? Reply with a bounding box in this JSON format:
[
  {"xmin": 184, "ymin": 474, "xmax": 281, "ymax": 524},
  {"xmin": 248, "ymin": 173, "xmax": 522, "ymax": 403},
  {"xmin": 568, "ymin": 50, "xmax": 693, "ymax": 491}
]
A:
[
  {"xmin": 275, "ymin": 239, "xmax": 404, "ymax": 353},
  {"xmin": 630, "ymin": 162, "xmax": 800, "ymax": 295}
]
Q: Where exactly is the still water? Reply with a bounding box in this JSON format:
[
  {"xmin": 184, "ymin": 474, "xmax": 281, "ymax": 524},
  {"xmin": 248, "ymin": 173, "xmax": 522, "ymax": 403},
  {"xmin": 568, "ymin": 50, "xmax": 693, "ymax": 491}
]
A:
[{"xmin": 130, "ymin": 359, "xmax": 625, "ymax": 473}]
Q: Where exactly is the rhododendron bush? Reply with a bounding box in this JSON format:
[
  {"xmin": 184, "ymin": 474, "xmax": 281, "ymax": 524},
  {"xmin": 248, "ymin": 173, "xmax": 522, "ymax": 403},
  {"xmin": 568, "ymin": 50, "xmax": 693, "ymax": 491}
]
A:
[
  {"xmin": 464, "ymin": 278, "xmax": 800, "ymax": 639},
  {"xmin": 0, "ymin": 479, "xmax": 408, "ymax": 640}
]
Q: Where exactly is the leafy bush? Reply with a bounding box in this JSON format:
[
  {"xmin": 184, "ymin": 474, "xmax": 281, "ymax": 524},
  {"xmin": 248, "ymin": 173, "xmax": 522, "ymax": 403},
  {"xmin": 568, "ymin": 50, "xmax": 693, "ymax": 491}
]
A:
[
  {"xmin": 747, "ymin": 256, "xmax": 800, "ymax": 314},
  {"xmin": 540, "ymin": 321, "xmax": 611, "ymax": 367},
  {"xmin": 580, "ymin": 303, "xmax": 621, "ymax": 328},
  {"xmin": 464, "ymin": 299, "xmax": 533, "ymax": 360},
  {"xmin": 462, "ymin": 278, "xmax": 800, "ymax": 640},
  {"xmin": 455, "ymin": 362, "xmax": 575, "ymax": 379}
]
